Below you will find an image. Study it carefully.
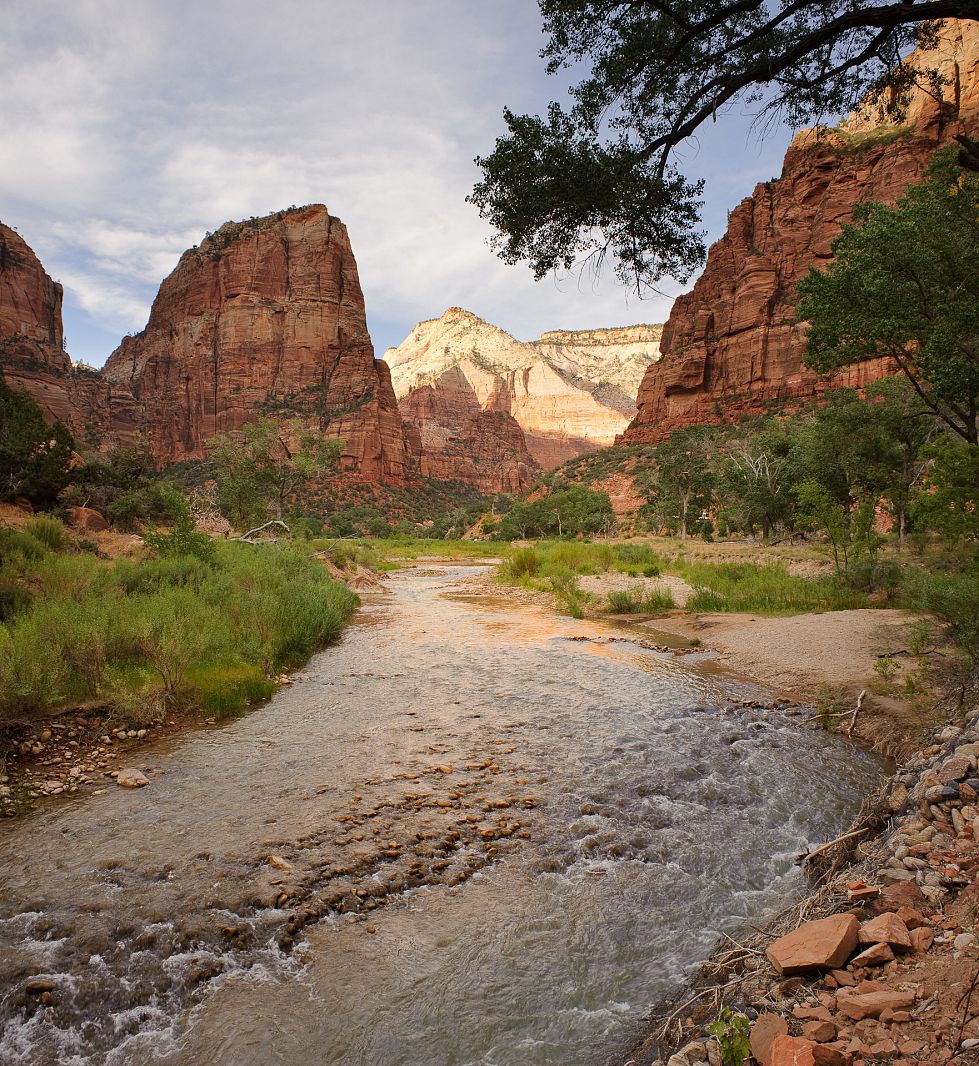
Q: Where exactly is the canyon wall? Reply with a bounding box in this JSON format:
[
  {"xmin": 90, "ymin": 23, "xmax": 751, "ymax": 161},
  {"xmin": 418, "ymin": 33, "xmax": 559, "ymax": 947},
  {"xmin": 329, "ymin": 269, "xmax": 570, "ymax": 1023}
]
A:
[
  {"xmin": 399, "ymin": 365, "xmax": 539, "ymax": 494},
  {"xmin": 0, "ymin": 223, "xmax": 138, "ymax": 446},
  {"xmin": 102, "ymin": 205, "xmax": 411, "ymax": 483},
  {"xmin": 386, "ymin": 308, "xmax": 661, "ymax": 475},
  {"xmin": 622, "ymin": 19, "xmax": 979, "ymax": 444}
]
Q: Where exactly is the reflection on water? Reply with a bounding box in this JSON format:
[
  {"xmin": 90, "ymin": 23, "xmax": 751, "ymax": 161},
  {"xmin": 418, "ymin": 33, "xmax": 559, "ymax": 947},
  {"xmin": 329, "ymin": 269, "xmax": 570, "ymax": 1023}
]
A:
[{"xmin": 0, "ymin": 564, "xmax": 879, "ymax": 1066}]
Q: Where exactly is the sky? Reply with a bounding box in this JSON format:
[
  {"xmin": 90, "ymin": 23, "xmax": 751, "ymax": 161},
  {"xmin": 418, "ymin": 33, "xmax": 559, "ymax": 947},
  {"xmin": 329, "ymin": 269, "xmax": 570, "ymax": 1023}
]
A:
[{"xmin": 1, "ymin": 0, "xmax": 799, "ymax": 368}]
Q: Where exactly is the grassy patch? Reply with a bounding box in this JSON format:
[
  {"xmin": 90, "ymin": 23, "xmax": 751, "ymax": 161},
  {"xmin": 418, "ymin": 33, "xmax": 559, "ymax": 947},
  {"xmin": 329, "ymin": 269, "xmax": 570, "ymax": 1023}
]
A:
[
  {"xmin": 673, "ymin": 559, "xmax": 870, "ymax": 614},
  {"xmin": 606, "ymin": 586, "xmax": 675, "ymax": 614},
  {"xmin": 0, "ymin": 535, "xmax": 357, "ymax": 727}
]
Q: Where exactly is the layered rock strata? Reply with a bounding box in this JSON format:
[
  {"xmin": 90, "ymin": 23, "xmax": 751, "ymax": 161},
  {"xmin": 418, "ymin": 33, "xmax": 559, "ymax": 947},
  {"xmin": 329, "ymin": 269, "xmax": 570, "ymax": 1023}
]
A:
[
  {"xmin": 622, "ymin": 19, "xmax": 979, "ymax": 444},
  {"xmin": 102, "ymin": 205, "xmax": 411, "ymax": 483},
  {"xmin": 386, "ymin": 307, "xmax": 662, "ymax": 470},
  {"xmin": 0, "ymin": 223, "xmax": 137, "ymax": 446},
  {"xmin": 400, "ymin": 365, "xmax": 539, "ymax": 494}
]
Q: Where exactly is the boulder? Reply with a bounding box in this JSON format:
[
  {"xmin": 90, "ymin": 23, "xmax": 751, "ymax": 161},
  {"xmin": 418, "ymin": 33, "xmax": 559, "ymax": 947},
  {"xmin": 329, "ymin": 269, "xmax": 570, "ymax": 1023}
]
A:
[
  {"xmin": 872, "ymin": 881, "xmax": 932, "ymax": 916},
  {"xmin": 68, "ymin": 506, "xmax": 109, "ymax": 532},
  {"xmin": 115, "ymin": 768, "xmax": 149, "ymax": 789},
  {"xmin": 810, "ymin": 1046, "xmax": 848, "ymax": 1066},
  {"xmin": 938, "ymin": 754, "xmax": 973, "ymax": 785},
  {"xmin": 801, "ymin": 1020, "xmax": 838, "ymax": 1043},
  {"xmin": 750, "ymin": 1013, "xmax": 789, "ymax": 1065},
  {"xmin": 835, "ymin": 988, "xmax": 916, "ymax": 1021},
  {"xmin": 850, "ymin": 942, "xmax": 895, "ymax": 967},
  {"xmin": 909, "ymin": 927, "xmax": 935, "ymax": 953},
  {"xmin": 768, "ymin": 1035, "xmax": 818, "ymax": 1066},
  {"xmin": 857, "ymin": 913, "xmax": 912, "ymax": 951},
  {"xmin": 766, "ymin": 915, "xmax": 860, "ymax": 974}
]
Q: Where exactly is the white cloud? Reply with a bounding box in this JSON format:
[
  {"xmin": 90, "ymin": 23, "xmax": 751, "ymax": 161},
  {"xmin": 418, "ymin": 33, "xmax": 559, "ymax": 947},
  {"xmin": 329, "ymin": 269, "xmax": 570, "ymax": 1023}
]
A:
[{"xmin": 1, "ymin": 0, "xmax": 794, "ymax": 367}]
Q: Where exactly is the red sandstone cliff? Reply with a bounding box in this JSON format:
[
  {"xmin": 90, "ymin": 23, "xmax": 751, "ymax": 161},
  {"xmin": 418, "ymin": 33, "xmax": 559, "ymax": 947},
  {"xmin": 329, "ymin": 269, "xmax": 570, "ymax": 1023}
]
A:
[
  {"xmin": 399, "ymin": 364, "xmax": 540, "ymax": 494},
  {"xmin": 622, "ymin": 19, "xmax": 979, "ymax": 444},
  {"xmin": 102, "ymin": 205, "xmax": 410, "ymax": 483},
  {"xmin": 0, "ymin": 223, "xmax": 138, "ymax": 445}
]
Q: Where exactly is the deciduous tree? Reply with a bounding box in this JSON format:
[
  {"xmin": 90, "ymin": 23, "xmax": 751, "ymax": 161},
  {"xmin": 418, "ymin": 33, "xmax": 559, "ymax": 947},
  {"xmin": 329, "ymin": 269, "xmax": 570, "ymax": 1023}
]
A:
[{"xmin": 471, "ymin": 4, "xmax": 975, "ymax": 290}]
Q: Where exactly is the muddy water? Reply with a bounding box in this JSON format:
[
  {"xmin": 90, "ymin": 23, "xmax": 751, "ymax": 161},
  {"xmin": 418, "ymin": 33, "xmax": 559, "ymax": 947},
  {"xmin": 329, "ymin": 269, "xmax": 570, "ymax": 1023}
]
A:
[{"xmin": 0, "ymin": 563, "xmax": 878, "ymax": 1066}]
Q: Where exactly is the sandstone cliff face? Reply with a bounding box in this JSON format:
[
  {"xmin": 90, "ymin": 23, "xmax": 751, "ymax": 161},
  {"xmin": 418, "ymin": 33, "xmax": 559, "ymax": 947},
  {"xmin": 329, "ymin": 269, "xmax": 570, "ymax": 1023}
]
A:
[
  {"xmin": 622, "ymin": 20, "xmax": 979, "ymax": 444},
  {"xmin": 103, "ymin": 205, "xmax": 410, "ymax": 483},
  {"xmin": 386, "ymin": 308, "xmax": 661, "ymax": 470},
  {"xmin": 0, "ymin": 222, "xmax": 138, "ymax": 446},
  {"xmin": 400, "ymin": 365, "xmax": 539, "ymax": 494}
]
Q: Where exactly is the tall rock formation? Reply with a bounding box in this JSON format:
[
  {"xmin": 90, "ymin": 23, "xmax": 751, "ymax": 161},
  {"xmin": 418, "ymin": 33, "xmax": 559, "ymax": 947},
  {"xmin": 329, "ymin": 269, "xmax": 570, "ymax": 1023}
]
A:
[
  {"xmin": 622, "ymin": 19, "xmax": 979, "ymax": 444},
  {"xmin": 0, "ymin": 223, "xmax": 137, "ymax": 445},
  {"xmin": 400, "ymin": 365, "xmax": 539, "ymax": 494},
  {"xmin": 386, "ymin": 308, "xmax": 661, "ymax": 473},
  {"xmin": 102, "ymin": 205, "xmax": 411, "ymax": 483}
]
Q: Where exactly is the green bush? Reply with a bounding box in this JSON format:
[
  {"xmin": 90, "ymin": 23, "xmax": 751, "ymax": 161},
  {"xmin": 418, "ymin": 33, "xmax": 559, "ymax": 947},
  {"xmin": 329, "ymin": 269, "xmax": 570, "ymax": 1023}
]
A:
[
  {"xmin": 606, "ymin": 586, "xmax": 675, "ymax": 614},
  {"xmin": 502, "ymin": 546, "xmax": 541, "ymax": 579},
  {"xmin": 25, "ymin": 515, "xmax": 69, "ymax": 552},
  {"xmin": 0, "ymin": 528, "xmax": 48, "ymax": 563},
  {"xmin": 905, "ymin": 570, "xmax": 979, "ymax": 663}
]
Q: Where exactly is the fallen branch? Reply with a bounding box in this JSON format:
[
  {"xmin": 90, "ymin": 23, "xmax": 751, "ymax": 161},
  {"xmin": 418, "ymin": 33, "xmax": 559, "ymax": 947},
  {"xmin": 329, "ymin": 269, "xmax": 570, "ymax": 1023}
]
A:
[
  {"xmin": 799, "ymin": 827, "xmax": 871, "ymax": 865},
  {"xmin": 233, "ymin": 519, "xmax": 290, "ymax": 543},
  {"xmin": 845, "ymin": 689, "xmax": 866, "ymax": 737}
]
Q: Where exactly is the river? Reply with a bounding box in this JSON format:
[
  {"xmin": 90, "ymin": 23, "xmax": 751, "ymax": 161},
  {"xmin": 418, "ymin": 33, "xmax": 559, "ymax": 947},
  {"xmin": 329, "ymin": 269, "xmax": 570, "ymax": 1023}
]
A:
[{"xmin": 0, "ymin": 562, "xmax": 879, "ymax": 1065}]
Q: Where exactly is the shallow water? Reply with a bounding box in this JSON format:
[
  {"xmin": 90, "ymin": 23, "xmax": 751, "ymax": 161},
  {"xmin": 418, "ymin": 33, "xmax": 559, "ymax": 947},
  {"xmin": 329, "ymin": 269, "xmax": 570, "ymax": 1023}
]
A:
[{"xmin": 0, "ymin": 563, "xmax": 879, "ymax": 1065}]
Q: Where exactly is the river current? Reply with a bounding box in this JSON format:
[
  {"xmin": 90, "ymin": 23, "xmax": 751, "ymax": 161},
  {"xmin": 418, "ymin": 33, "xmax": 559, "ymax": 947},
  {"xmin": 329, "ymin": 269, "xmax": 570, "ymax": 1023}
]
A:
[{"xmin": 0, "ymin": 563, "xmax": 879, "ymax": 1065}]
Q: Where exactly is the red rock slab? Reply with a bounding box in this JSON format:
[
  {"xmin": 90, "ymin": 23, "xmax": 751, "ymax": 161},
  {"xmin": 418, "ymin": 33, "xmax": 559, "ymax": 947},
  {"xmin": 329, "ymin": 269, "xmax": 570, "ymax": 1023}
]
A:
[
  {"xmin": 767, "ymin": 915, "xmax": 860, "ymax": 975},
  {"xmin": 894, "ymin": 906, "xmax": 930, "ymax": 930},
  {"xmin": 801, "ymin": 1020, "xmax": 839, "ymax": 1043},
  {"xmin": 811, "ymin": 1046, "xmax": 849, "ymax": 1066},
  {"xmin": 909, "ymin": 927, "xmax": 935, "ymax": 953},
  {"xmin": 859, "ymin": 913, "xmax": 913, "ymax": 951},
  {"xmin": 851, "ymin": 942, "xmax": 896, "ymax": 967},
  {"xmin": 873, "ymin": 882, "xmax": 933, "ymax": 916},
  {"xmin": 768, "ymin": 1035, "xmax": 819, "ymax": 1066},
  {"xmin": 835, "ymin": 989, "xmax": 916, "ymax": 1021},
  {"xmin": 751, "ymin": 1013, "xmax": 789, "ymax": 1065}
]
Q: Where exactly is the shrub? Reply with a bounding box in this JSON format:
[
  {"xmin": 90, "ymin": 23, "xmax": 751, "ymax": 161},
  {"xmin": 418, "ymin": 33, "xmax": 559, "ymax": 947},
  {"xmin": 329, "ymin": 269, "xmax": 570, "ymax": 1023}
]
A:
[
  {"xmin": 606, "ymin": 586, "xmax": 675, "ymax": 614},
  {"xmin": 905, "ymin": 570, "xmax": 979, "ymax": 663},
  {"xmin": 502, "ymin": 546, "xmax": 541, "ymax": 579},
  {"xmin": 0, "ymin": 528, "xmax": 48, "ymax": 563},
  {"xmin": 0, "ymin": 573, "xmax": 32, "ymax": 621},
  {"xmin": 24, "ymin": 515, "xmax": 68, "ymax": 552}
]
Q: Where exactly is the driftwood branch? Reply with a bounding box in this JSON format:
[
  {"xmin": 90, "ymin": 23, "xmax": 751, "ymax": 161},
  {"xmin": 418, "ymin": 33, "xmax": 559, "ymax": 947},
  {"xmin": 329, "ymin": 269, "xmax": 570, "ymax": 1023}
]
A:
[
  {"xmin": 799, "ymin": 827, "xmax": 871, "ymax": 865},
  {"xmin": 845, "ymin": 689, "xmax": 866, "ymax": 737},
  {"xmin": 233, "ymin": 519, "xmax": 291, "ymax": 543}
]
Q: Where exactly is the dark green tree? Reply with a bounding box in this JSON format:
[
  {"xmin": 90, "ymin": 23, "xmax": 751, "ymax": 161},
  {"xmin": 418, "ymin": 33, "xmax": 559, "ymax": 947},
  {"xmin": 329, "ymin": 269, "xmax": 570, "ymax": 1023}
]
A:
[
  {"xmin": 471, "ymin": 4, "xmax": 975, "ymax": 291},
  {"xmin": 798, "ymin": 152, "xmax": 979, "ymax": 446},
  {"xmin": 714, "ymin": 418, "xmax": 796, "ymax": 538},
  {"xmin": 0, "ymin": 372, "xmax": 74, "ymax": 507},
  {"xmin": 209, "ymin": 419, "xmax": 342, "ymax": 529},
  {"xmin": 643, "ymin": 425, "xmax": 717, "ymax": 538}
]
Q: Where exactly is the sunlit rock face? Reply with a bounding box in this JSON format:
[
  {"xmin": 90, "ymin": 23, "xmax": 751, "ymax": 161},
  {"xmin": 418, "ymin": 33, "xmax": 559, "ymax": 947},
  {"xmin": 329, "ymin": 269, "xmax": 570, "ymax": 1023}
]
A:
[
  {"xmin": 622, "ymin": 19, "xmax": 979, "ymax": 445},
  {"xmin": 102, "ymin": 205, "xmax": 411, "ymax": 483},
  {"xmin": 0, "ymin": 222, "xmax": 138, "ymax": 447},
  {"xmin": 386, "ymin": 307, "xmax": 662, "ymax": 473}
]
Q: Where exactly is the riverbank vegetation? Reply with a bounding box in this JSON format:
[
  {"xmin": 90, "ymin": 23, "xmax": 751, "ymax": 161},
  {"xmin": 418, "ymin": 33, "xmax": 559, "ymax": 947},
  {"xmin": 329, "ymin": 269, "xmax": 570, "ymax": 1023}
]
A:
[{"xmin": 0, "ymin": 513, "xmax": 356, "ymax": 728}]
